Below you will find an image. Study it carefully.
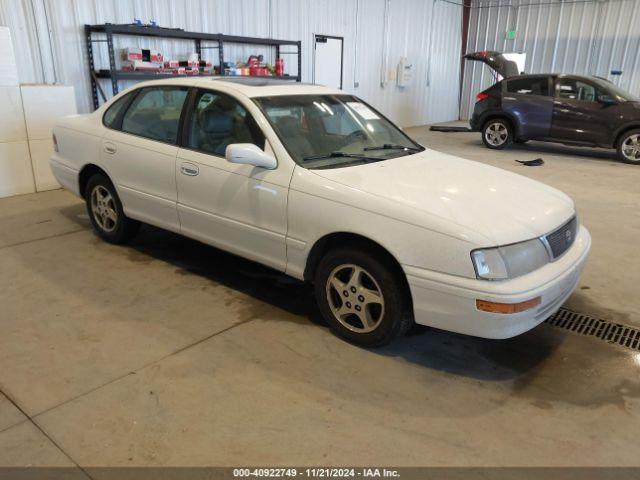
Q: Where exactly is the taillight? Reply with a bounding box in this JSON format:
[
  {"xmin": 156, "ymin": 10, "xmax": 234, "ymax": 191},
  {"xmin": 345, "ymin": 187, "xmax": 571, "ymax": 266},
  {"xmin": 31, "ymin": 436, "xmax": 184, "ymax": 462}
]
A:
[
  {"xmin": 52, "ymin": 133, "xmax": 59, "ymax": 153},
  {"xmin": 476, "ymin": 92, "xmax": 489, "ymax": 102}
]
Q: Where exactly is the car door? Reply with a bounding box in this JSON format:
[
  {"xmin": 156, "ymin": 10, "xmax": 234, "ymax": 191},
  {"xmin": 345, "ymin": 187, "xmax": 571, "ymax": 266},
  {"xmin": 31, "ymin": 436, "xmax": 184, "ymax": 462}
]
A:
[
  {"xmin": 551, "ymin": 77, "xmax": 616, "ymax": 145},
  {"xmin": 176, "ymin": 88, "xmax": 290, "ymax": 271},
  {"xmin": 502, "ymin": 76, "xmax": 553, "ymax": 139},
  {"xmin": 102, "ymin": 85, "xmax": 189, "ymax": 232}
]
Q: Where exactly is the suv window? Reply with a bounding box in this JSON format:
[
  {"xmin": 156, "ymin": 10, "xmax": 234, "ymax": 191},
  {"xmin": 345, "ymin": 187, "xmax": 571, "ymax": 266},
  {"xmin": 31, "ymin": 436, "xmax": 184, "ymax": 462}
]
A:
[
  {"xmin": 121, "ymin": 87, "xmax": 188, "ymax": 143},
  {"xmin": 506, "ymin": 77, "xmax": 549, "ymax": 96},
  {"xmin": 186, "ymin": 89, "xmax": 265, "ymax": 156},
  {"xmin": 556, "ymin": 79, "xmax": 601, "ymax": 102},
  {"xmin": 103, "ymin": 91, "xmax": 134, "ymax": 129}
]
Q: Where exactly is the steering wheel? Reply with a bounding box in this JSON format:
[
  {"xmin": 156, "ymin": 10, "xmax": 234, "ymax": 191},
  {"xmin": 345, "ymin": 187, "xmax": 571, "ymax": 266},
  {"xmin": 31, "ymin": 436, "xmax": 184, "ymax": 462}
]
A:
[{"xmin": 342, "ymin": 130, "xmax": 367, "ymax": 147}]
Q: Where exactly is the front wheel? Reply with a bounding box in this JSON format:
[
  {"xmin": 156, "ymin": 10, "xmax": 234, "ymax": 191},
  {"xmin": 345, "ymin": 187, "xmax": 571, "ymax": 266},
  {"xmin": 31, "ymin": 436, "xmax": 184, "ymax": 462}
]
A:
[
  {"xmin": 482, "ymin": 119, "xmax": 513, "ymax": 149},
  {"xmin": 85, "ymin": 174, "xmax": 140, "ymax": 244},
  {"xmin": 314, "ymin": 248, "xmax": 412, "ymax": 347},
  {"xmin": 617, "ymin": 129, "xmax": 640, "ymax": 164}
]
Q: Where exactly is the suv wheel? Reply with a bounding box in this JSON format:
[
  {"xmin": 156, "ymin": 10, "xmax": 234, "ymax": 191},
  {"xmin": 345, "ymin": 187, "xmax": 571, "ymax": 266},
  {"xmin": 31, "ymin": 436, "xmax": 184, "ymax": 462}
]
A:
[
  {"xmin": 617, "ymin": 129, "xmax": 640, "ymax": 164},
  {"xmin": 482, "ymin": 119, "xmax": 513, "ymax": 149},
  {"xmin": 314, "ymin": 248, "xmax": 412, "ymax": 347},
  {"xmin": 85, "ymin": 174, "xmax": 140, "ymax": 243}
]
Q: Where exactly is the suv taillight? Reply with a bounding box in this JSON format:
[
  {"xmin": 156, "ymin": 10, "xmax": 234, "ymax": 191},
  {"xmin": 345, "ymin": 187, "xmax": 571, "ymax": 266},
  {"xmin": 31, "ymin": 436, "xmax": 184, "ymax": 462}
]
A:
[
  {"xmin": 476, "ymin": 92, "xmax": 489, "ymax": 102},
  {"xmin": 52, "ymin": 133, "xmax": 59, "ymax": 153}
]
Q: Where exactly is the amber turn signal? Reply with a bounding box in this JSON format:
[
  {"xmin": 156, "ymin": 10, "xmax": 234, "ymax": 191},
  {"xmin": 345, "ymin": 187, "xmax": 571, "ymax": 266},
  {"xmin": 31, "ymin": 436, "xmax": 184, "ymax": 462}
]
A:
[{"xmin": 476, "ymin": 297, "xmax": 541, "ymax": 314}]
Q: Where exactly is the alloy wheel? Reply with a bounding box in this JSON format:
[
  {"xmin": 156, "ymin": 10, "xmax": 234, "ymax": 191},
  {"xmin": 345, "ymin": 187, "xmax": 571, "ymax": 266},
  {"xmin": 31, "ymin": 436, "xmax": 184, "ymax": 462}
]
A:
[
  {"xmin": 90, "ymin": 185, "xmax": 118, "ymax": 233},
  {"xmin": 621, "ymin": 134, "xmax": 640, "ymax": 162},
  {"xmin": 485, "ymin": 122, "xmax": 508, "ymax": 146},
  {"xmin": 325, "ymin": 264, "xmax": 385, "ymax": 333}
]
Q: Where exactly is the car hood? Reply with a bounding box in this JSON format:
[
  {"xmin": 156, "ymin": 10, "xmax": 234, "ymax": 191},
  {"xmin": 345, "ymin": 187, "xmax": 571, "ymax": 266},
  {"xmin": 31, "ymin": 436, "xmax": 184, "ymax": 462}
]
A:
[{"xmin": 310, "ymin": 149, "xmax": 575, "ymax": 246}]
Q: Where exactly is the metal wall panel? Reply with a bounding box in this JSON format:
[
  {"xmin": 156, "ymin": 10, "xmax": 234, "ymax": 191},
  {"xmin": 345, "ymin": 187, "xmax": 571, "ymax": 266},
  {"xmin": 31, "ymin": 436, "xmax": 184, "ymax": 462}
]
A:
[
  {"xmin": 0, "ymin": 0, "xmax": 463, "ymax": 126},
  {"xmin": 461, "ymin": 0, "xmax": 640, "ymax": 120}
]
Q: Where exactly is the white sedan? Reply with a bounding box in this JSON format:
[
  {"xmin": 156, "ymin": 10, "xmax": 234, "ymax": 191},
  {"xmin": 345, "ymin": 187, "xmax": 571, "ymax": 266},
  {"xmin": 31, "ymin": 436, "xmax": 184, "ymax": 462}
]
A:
[{"xmin": 50, "ymin": 77, "xmax": 591, "ymax": 346}]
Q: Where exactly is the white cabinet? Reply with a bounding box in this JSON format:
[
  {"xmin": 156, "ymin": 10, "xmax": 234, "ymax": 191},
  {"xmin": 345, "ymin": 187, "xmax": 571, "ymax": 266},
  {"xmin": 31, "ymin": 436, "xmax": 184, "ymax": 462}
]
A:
[
  {"xmin": 0, "ymin": 28, "xmax": 79, "ymax": 197},
  {"xmin": 0, "ymin": 27, "xmax": 19, "ymax": 87},
  {"xmin": 0, "ymin": 27, "xmax": 34, "ymax": 199},
  {"xmin": 19, "ymin": 85, "xmax": 78, "ymax": 192},
  {"xmin": 0, "ymin": 142, "xmax": 35, "ymax": 198},
  {"xmin": 29, "ymin": 138, "xmax": 58, "ymax": 192},
  {"xmin": 0, "ymin": 86, "xmax": 27, "ymax": 143},
  {"xmin": 20, "ymin": 85, "xmax": 78, "ymax": 142}
]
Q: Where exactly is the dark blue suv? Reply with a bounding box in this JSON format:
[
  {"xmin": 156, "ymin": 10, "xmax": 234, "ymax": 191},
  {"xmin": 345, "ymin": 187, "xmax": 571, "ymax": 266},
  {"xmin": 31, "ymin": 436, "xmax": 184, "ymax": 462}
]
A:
[{"xmin": 465, "ymin": 51, "xmax": 640, "ymax": 164}]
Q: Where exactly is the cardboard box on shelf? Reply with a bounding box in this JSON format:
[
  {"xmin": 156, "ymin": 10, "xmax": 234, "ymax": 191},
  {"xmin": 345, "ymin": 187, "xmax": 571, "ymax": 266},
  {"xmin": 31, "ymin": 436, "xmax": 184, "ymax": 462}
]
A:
[{"xmin": 123, "ymin": 48, "xmax": 163, "ymax": 63}]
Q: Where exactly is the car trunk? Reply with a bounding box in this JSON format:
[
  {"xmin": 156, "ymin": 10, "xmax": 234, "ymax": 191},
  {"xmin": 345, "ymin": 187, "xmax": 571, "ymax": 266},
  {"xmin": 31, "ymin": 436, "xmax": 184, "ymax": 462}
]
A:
[{"xmin": 463, "ymin": 50, "xmax": 520, "ymax": 79}]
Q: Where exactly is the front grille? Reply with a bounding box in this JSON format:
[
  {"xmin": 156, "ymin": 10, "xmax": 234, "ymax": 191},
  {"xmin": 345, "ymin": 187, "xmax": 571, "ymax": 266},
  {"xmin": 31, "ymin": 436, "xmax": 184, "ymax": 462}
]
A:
[{"xmin": 543, "ymin": 216, "xmax": 577, "ymax": 259}]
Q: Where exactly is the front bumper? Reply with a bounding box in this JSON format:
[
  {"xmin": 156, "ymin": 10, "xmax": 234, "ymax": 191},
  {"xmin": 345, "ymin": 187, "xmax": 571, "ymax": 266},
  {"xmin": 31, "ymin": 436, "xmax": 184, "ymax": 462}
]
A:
[{"xmin": 404, "ymin": 225, "xmax": 591, "ymax": 339}]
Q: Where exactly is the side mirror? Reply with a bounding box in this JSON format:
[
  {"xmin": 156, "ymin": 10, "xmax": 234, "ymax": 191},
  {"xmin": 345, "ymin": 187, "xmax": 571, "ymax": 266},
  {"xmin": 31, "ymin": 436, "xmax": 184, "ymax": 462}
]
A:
[
  {"xmin": 225, "ymin": 143, "xmax": 277, "ymax": 170},
  {"xmin": 599, "ymin": 94, "xmax": 617, "ymax": 105}
]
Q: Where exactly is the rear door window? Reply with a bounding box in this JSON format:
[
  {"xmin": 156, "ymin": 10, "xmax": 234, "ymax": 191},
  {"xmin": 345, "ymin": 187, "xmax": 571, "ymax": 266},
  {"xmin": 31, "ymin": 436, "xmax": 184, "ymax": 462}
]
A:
[
  {"xmin": 103, "ymin": 91, "xmax": 135, "ymax": 129},
  {"xmin": 506, "ymin": 77, "xmax": 550, "ymax": 96},
  {"xmin": 121, "ymin": 87, "xmax": 189, "ymax": 144}
]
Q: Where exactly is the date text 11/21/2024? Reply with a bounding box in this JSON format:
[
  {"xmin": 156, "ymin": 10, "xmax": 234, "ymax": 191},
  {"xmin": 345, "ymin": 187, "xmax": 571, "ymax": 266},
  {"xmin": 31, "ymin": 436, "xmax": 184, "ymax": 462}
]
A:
[{"xmin": 232, "ymin": 468, "xmax": 401, "ymax": 478}]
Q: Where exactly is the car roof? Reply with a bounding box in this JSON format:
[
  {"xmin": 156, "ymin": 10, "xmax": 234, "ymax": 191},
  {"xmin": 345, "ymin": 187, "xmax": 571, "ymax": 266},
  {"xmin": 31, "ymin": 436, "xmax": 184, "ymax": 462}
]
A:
[
  {"xmin": 507, "ymin": 73, "xmax": 608, "ymax": 83},
  {"xmin": 128, "ymin": 76, "xmax": 343, "ymax": 98}
]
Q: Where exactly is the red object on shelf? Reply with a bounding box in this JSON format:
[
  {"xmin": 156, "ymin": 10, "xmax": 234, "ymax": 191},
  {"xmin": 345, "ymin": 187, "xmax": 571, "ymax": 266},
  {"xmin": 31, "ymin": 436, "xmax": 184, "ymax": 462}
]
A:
[{"xmin": 276, "ymin": 58, "xmax": 284, "ymax": 76}]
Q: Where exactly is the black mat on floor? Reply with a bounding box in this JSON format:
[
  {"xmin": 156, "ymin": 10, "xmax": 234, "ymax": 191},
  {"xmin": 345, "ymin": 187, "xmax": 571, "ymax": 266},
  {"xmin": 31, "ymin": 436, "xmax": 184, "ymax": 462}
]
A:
[{"xmin": 429, "ymin": 125, "xmax": 475, "ymax": 132}]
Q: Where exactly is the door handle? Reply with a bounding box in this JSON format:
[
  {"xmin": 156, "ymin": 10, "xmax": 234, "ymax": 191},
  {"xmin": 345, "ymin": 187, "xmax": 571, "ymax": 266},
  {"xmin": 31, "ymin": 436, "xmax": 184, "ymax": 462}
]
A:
[
  {"xmin": 503, "ymin": 96, "xmax": 517, "ymax": 101},
  {"xmin": 180, "ymin": 162, "xmax": 199, "ymax": 176},
  {"xmin": 104, "ymin": 143, "xmax": 117, "ymax": 154}
]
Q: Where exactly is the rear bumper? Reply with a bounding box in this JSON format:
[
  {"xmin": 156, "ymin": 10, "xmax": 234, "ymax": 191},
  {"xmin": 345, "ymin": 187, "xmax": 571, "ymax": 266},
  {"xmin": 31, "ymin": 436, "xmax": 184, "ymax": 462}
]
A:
[
  {"xmin": 404, "ymin": 226, "xmax": 591, "ymax": 339},
  {"xmin": 49, "ymin": 156, "xmax": 80, "ymax": 197},
  {"xmin": 469, "ymin": 114, "xmax": 481, "ymax": 131}
]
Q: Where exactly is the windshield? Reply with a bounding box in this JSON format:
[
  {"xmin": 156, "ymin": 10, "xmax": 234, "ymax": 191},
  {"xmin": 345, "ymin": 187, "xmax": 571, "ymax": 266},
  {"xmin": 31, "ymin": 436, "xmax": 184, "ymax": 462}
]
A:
[
  {"xmin": 593, "ymin": 79, "xmax": 640, "ymax": 102},
  {"xmin": 254, "ymin": 94, "xmax": 424, "ymax": 169}
]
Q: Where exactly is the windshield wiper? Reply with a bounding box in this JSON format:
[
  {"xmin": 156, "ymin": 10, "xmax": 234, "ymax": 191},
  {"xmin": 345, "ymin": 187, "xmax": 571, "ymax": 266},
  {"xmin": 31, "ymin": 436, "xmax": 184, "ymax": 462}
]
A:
[
  {"xmin": 303, "ymin": 151, "xmax": 379, "ymax": 161},
  {"xmin": 363, "ymin": 144, "xmax": 421, "ymax": 152}
]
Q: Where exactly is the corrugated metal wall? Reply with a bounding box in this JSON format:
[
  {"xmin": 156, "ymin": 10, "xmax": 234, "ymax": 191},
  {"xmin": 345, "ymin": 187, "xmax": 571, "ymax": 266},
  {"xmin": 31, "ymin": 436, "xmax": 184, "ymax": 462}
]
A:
[
  {"xmin": 0, "ymin": 0, "xmax": 462, "ymax": 127},
  {"xmin": 461, "ymin": 0, "xmax": 640, "ymax": 120}
]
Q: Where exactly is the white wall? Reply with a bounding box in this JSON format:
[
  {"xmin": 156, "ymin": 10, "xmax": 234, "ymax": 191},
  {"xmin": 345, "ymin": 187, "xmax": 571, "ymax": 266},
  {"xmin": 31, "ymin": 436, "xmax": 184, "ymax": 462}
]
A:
[
  {"xmin": 461, "ymin": 0, "xmax": 640, "ymax": 120},
  {"xmin": 0, "ymin": 0, "xmax": 462, "ymax": 127}
]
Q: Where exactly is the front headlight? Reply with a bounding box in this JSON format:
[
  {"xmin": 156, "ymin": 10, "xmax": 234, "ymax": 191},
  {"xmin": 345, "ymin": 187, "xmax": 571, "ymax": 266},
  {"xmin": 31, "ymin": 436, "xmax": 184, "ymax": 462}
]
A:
[{"xmin": 471, "ymin": 238, "xmax": 550, "ymax": 280}]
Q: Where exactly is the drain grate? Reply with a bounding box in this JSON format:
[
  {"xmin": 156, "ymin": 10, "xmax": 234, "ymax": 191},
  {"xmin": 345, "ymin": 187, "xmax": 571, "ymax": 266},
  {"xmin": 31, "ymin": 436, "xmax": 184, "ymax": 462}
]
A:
[{"xmin": 545, "ymin": 307, "xmax": 640, "ymax": 351}]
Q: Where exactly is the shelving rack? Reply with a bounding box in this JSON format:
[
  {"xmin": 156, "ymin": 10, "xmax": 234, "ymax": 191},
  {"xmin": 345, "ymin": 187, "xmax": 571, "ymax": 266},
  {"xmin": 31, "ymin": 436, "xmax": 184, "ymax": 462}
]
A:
[{"xmin": 85, "ymin": 23, "xmax": 302, "ymax": 110}]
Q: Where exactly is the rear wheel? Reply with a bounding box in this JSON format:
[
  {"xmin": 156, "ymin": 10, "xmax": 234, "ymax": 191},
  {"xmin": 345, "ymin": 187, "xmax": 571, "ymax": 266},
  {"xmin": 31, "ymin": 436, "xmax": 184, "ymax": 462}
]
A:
[
  {"xmin": 482, "ymin": 119, "xmax": 513, "ymax": 149},
  {"xmin": 85, "ymin": 174, "xmax": 140, "ymax": 243},
  {"xmin": 314, "ymin": 248, "xmax": 412, "ymax": 347},
  {"xmin": 617, "ymin": 129, "xmax": 640, "ymax": 164}
]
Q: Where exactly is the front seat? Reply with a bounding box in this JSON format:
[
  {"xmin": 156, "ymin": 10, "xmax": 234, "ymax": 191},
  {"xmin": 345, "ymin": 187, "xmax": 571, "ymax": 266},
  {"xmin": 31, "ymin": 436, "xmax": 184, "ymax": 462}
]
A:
[
  {"xmin": 275, "ymin": 116, "xmax": 313, "ymax": 159},
  {"xmin": 196, "ymin": 110, "xmax": 234, "ymax": 156}
]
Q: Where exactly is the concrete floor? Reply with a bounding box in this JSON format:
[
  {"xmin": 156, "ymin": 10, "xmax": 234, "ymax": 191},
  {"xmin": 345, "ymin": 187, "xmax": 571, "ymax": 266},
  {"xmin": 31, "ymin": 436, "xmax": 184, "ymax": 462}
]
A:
[{"xmin": 1, "ymin": 126, "xmax": 640, "ymax": 470}]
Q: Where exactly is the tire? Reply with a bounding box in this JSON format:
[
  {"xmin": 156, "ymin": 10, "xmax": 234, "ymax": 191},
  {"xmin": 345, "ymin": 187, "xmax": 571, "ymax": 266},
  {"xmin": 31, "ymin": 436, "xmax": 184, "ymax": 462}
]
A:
[
  {"xmin": 481, "ymin": 118, "xmax": 513, "ymax": 150},
  {"xmin": 616, "ymin": 129, "xmax": 640, "ymax": 165},
  {"xmin": 85, "ymin": 174, "xmax": 140, "ymax": 244},
  {"xmin": 314, "ymin": 247, "xmax": 413, "ymax": 347}
]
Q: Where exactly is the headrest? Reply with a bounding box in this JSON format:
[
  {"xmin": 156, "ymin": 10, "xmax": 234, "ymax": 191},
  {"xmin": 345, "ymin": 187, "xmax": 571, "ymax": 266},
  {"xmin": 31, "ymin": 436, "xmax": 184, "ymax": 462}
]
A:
[
  {"xmin": 276, "ymin": 116, "xmax": 302, "ymax": 134},
  {"xmin": 200, "ymin": 110, "xmax": 233, "ymax": 135}
]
